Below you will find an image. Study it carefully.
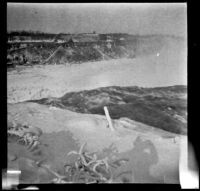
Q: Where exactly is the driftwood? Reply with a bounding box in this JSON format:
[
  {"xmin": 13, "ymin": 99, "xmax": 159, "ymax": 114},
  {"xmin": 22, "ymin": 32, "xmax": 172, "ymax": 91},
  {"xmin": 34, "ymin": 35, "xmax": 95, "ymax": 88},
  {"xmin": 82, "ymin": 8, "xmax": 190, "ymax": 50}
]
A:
[
  {"xmin": 119, "ymin": 46, "xmax": 129, "ymax": 57},
  {"xmin": 41, "ymin": 46, "xmax": 63, "ymax": 65},
  {"xmin": 94, "ymin": 47, "xmax": 110, "ymax": 60}
]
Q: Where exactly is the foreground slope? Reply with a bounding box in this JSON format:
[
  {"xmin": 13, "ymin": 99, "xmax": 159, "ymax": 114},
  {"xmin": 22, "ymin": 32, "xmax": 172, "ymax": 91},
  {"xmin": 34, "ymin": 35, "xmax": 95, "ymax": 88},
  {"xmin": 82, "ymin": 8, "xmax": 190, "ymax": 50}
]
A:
[{"xmin": 8, "ymin": 102, "xmax": 185, "ymax": 183}]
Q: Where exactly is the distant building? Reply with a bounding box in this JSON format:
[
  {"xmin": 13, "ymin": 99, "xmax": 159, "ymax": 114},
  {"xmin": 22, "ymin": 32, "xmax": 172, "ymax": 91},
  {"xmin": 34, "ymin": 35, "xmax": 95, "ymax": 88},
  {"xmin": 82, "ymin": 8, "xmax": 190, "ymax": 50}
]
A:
[
  {"xmin": 106, "ymin": 39, "xmax": 113, "ymax": 49},
  {"xmin": 66, "ymin": 38, "xmax": 75, "ymax": 47},
  {"xmin": 54, "ymin": 34, "xmax": 71, "ymax": 42},
  {"xmin": 13, "ymin": 36, "xmax": 20, "ymax": 42},
  {"xmin": 116, "ymin": 37, "xmax": 126, "ymax": 46},
  {"xmin": 56, "ymin": 40, "xmax": 65, "ymax": 43},
  {"xmin": 99, "ymin": 34, "xmax": 116, "ymax": 47},
  {"xmin": 72, "ymin": 34, "xmax": 99, "ymax": 46},
  {"xmin": 20, "ymin": 44, "xmax": 27, "ymax": 48},
  {"xmin": 54, "ymin": 34, "xmax": 75, "ymax": 47},
  {"xmin": 107, "ymin": 36, "xmax": 112, "ymax": 40}
]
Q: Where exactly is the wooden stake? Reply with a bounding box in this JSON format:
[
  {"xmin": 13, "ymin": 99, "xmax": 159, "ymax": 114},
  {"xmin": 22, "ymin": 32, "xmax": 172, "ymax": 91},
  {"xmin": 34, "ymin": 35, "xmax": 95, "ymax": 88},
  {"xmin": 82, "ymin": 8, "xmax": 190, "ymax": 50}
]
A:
[{"xmin": 104, "ymin": 106, "xmax": 115, "ymax": 131}]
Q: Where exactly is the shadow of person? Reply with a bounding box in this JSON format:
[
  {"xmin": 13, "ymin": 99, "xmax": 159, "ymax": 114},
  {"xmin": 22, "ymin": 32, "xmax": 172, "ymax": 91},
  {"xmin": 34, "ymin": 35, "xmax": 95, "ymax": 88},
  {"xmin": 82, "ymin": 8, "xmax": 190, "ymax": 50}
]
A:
[{"xmin": 130, "ymin": 136, "xmax": 160, "ymax": 183}]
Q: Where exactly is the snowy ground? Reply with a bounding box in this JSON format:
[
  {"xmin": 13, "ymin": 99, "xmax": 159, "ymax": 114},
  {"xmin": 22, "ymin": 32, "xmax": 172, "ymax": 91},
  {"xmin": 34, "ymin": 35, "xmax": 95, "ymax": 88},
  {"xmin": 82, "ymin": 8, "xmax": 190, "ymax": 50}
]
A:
[{"xmin": 7, "ymin": 49, "xmax": 187, "ymax": 104}]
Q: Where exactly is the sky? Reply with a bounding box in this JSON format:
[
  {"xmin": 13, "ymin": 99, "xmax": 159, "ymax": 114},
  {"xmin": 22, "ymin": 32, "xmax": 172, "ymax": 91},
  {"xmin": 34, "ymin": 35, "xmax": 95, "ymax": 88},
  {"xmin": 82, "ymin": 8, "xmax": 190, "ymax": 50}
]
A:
[{"xmin": 7, "ymin": 3, "xmax": 187, "ymax": 36}]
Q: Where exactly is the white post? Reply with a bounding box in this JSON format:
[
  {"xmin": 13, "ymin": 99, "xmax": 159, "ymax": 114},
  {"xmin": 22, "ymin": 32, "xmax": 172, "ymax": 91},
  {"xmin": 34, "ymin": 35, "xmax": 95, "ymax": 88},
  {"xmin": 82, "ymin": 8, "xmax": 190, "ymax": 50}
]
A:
[{"xmin": 103, "ymin": 106, "xmax": 115, "ymax": 131}]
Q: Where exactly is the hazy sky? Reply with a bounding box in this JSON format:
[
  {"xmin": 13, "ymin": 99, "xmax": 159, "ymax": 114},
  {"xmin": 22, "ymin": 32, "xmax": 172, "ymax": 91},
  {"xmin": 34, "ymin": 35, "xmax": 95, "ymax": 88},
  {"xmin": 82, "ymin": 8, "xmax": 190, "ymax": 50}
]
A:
[{"xmin": 7, "ymin": 3, "xmax": 187, "ymax": 36}]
